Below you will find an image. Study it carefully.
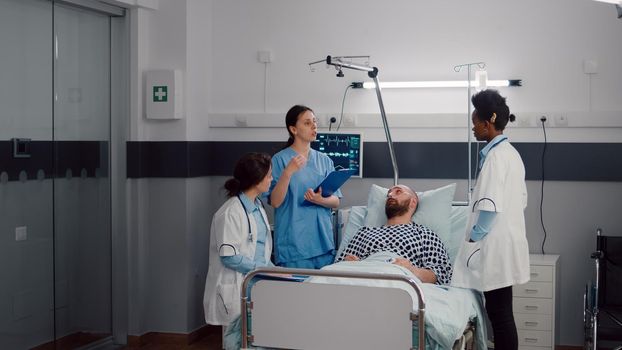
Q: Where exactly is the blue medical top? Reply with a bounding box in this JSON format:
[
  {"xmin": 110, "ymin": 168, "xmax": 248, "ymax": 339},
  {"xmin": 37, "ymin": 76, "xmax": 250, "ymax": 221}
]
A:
[
  {"xmin": 470, "ymin": 210, "xmax": 496, "ymax": 241},
  {"xmin": 479, "ymin": 134, "xmax": 508, "ymax": 170},
  {"xmin": 220, "ymin": 193, "xmax": 270, "ymax": 274},
  {"xmin": 270, "ymin": 147, "xmax": 341, "ymax": 264}
]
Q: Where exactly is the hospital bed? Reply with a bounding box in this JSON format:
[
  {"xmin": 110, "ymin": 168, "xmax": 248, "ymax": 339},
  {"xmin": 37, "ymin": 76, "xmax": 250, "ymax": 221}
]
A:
[
  {"xmin": 225, "ymin": 183, "xmax": 488, "ymax": 349},
  {"xmin": 233, "ymin": 262, "xmax": 483, "ymax": 350}
]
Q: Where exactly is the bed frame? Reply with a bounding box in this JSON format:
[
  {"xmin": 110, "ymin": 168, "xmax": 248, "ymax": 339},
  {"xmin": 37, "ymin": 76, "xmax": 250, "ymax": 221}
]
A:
[{"xmin": 240, "ymin": 267, "xmax": 474, "ymax": 350}]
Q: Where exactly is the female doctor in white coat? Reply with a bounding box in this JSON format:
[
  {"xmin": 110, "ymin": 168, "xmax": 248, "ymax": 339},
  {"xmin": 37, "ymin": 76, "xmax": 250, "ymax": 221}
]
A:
[
  {"xmin": 451, "ymin": 89, "xmax": 529, "ymax": 350},
  {"xmin": 203, "ymin": 152, "xmax": 273, "ymax": 326}
]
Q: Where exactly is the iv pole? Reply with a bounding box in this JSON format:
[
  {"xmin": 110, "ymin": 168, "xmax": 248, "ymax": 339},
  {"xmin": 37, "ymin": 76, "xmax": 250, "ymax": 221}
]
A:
[
  {"xmin": 309, "ymin": 55, "xmax": 399, "ymax": 186},
  {"xmin": 453, "ymin": 61, "xmax": 486, "ymax": 205}
]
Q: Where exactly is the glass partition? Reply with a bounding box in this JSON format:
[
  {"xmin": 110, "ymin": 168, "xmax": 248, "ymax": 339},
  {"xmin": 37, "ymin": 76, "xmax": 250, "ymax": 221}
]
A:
[
  {"xmin": 52, "ymin": 4, "xmax": 112, "ymax": 347},
  {"xmin": 0, "ymin": 1, "xmax": 55, "ymax": 348},
  {"xmin": 0, "ymin": 0, "xmax": 114, "ymax": 348}
]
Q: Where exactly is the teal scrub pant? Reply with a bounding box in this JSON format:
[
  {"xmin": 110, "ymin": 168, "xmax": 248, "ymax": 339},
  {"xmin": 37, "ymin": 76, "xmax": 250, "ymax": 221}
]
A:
[{"xmin": 279, "ymin": 251, "xmax": 335, "ymax": 269}]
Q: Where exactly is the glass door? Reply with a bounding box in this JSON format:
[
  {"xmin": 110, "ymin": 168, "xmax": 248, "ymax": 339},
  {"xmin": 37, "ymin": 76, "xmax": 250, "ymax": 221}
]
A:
[
  {"xmin": 0, "ymin": 0, "xmax": 55, "ymax": 348},
  {"xmin": 52, "ymin": 3, "xmax": 112, "ymax": 348},
  {"xmin": 0, "ymin": 0, "xmax": 115, "ymax": 348}
]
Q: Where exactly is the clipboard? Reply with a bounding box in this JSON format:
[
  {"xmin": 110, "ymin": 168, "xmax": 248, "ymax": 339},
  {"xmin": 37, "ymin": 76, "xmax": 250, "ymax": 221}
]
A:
[{"xmin": 302, "ymin": 169, "xmax": 356, "ymax": 206}]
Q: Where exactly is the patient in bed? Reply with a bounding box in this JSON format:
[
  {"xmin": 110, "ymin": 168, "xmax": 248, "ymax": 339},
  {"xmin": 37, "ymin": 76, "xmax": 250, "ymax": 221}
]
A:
[{"xmin": 335, "ymin": 184, "xmax": 452, "ymax": 285}]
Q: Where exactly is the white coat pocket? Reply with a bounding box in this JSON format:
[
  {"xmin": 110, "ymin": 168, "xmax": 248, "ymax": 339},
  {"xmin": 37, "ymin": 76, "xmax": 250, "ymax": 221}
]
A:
[
  {"xmin": 464, "ymin": 241, "xmax": 482, "ymax": 272},
  {"xmin": 216, "ymin": 283, "xmax": 237, "ymax": 322}
]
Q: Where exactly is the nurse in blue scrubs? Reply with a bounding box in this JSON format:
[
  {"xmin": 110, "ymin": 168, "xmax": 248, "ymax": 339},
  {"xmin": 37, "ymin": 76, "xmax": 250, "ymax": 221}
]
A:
[{"xmin": 269, "ymin": 105, "xmax": 341, "ymax": 269}]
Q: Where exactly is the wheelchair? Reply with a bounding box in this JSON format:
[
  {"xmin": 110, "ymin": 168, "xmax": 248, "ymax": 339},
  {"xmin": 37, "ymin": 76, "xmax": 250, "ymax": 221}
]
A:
[{"xmin": 584, "ymin": 228, "xmax": 622, "ymax": 350}]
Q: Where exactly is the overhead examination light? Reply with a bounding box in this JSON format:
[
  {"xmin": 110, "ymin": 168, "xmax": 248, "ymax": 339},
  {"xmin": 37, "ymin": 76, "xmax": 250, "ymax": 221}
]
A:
[
  {"xmin": 593, "ymin": 0, "xmax": 621, "ymax": 4},
  {"xmin": 308, "ymin": 55, "xmax": 400, "ymax": 185},
  {"xmin": 592, "ymin": 0, "xmax": 622, "ymax": 18},
  {"xmin": 353, "ymin": 79, "xmax": 521, "ymax": 89}
]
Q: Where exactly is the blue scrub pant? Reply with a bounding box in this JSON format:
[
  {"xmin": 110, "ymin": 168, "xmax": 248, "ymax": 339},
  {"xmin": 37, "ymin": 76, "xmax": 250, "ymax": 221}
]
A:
[{"xmin": 279, "ymin": 251, "xmax": 335, "ymax": 269}]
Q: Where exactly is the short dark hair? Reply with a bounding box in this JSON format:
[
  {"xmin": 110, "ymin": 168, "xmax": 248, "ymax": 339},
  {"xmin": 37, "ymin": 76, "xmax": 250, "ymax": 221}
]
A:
[
  {"xmin": 471, "ymin": 89, "xmax": 516, "ymax": 131},
  {"xmin": 224, "ymin": 152, "xmax": 272, "ymax": 197}
]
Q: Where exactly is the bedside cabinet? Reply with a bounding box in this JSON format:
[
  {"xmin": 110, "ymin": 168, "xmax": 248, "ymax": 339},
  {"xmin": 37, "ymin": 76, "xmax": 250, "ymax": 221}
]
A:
[{"xmin": 513, "ymin": 254, "xmax": 560, "ymax": 350}]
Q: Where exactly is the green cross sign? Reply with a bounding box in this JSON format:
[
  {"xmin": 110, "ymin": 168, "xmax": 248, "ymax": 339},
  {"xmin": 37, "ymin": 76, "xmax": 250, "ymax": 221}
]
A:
[{"xmin": 153, "ymin": 86, "xmax": 168, "ymax": 102}]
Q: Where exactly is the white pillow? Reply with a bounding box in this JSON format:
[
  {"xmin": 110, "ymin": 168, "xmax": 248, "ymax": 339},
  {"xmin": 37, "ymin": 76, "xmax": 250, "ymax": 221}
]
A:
[
  {"xmin": 447, "ymin": 205, "xmax": 469, "ymax": 265},
  {"xmin": 363, "ymin": 183, "xmax": 457, "ymax": 254},
  {"xmin": 335, "ymin": 206, "xmax": 367, "ymax": 260}
]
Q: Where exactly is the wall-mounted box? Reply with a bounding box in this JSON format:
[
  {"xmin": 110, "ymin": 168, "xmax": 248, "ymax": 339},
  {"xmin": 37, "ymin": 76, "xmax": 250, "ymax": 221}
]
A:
[{"xmin": 145, "ymin": 69, "xmax": 183, "ymax": 119}]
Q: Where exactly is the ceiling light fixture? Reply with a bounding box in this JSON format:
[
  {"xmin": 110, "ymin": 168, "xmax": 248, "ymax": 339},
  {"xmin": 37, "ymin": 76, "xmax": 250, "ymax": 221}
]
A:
[
  {"xmin": 354, "ymin": 79, "xmax": 521, "ymax": 89},
  {"xmin": 593, "ymin": 0, "xmax": 621, "ymax": 4},
  {"xmin": 592, "ymin": 0, "xmax": 622, "ymax": 18}
]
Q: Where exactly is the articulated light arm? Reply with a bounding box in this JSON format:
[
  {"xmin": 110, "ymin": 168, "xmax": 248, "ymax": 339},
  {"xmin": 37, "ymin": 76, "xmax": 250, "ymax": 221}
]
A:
[
  {"xmin": 323, "ymin": 55, "xmax": 399, "ymax": 185},
  {"xmin": 326, "ymin": 56, "xmax": 375, "ymax": 73},
  {"xmin": 370, "ymin": 74, "xmax": 398, "ymax": 186}
]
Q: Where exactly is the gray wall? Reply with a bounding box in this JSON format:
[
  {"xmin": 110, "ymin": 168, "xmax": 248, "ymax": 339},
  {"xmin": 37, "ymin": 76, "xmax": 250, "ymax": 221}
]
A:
[{"xmin": 126, "ymin": 177, "xmax": 217, "ymax": 334}]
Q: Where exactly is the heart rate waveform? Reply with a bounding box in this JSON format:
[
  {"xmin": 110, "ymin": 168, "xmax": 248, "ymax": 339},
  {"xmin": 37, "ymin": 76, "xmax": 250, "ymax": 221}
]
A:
[{"xmin": 312, "ymin": 133, "xmax": 362, "ymax": 177}]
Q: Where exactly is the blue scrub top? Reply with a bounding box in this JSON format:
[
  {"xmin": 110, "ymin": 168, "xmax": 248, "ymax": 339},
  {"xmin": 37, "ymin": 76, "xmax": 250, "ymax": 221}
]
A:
[
  {"xmin": 270, "ymin": 147, "xmax": 342, "ymax": 264},
  {"xmin": 478, "ymin": 134, "xmax": 508, "ymax": 170}
]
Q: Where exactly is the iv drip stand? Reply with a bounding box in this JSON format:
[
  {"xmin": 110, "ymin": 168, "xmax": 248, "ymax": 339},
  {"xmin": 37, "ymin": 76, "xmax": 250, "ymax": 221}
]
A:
[
  {"xmin": 320, "ymin": 55, "xmax": 399, "ymax": 186},
  {"xmin": 454, "ymin": 61, "xmax": 486, "ymax": 205}
]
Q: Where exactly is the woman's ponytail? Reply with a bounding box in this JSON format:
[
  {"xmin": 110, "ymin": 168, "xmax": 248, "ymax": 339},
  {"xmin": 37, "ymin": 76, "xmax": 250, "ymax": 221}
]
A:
[
  {"xmin": 224, "ymin": 178, "xmax": 241, "ymax": 197},
  {"xmin": 223, "ymin": 153, "xmax": 272, "ymax": 197}
]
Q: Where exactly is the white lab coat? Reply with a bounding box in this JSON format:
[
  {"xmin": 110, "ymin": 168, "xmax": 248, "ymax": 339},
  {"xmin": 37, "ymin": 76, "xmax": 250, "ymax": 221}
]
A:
[
  {"xmin": 203, "ymin": 196, "xmax": 272, "ymax": 325},
  {"xmin": 451, "ymin": 141, "xmax": 530, "ymax": 292}
]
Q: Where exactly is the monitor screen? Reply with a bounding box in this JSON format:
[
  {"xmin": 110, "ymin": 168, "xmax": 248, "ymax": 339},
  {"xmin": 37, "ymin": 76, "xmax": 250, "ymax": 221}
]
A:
[{"xmin": 311, "ymin": 132, "xmax": 363, "ymax": 177}]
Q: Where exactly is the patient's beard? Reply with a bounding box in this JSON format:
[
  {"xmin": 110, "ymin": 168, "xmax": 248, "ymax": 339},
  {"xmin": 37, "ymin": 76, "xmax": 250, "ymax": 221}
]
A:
[{"xmin": 385, "ymin": 198, "xmax": 410, "ymax": 219}]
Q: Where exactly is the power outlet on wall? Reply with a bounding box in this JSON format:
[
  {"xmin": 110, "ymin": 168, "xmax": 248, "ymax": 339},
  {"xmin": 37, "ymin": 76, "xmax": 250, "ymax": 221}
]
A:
[
  {"xmin": 342, "ymin": 114, "xmax": 357, "ymax": 127},
  {"xmin": 554, "ymin": 113, "xmax": 569, "ymax": 127},
  {"xmin": 316, "ymin": 114, "xmax": 329, "ymax": 128},
  {"xmin": 583, "ymin": 59, "xmax": 598, "ymax": 74},
  {"xmin": 515, "ymin": 115, "xmax": 533, "ymax": 127},
  {"xmin": 537, "ymin": 115, "xmax": 551, "ymax": 127},
  {"xmin": 257, "ymin": 50, "xmax": 273, "ymax": 63}
]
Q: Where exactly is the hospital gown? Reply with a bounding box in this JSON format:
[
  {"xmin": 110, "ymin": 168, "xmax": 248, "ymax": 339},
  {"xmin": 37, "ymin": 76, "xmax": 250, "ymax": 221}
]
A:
[{"xmin": 336, "ymin": 222, "xmax": 453, "ymax": 285}]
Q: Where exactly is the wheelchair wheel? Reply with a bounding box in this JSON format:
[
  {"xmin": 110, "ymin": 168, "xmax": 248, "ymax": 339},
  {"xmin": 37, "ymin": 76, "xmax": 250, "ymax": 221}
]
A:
[{"xmin": 584, "ymin": 285, "xmax": 594, "ymax": 350}]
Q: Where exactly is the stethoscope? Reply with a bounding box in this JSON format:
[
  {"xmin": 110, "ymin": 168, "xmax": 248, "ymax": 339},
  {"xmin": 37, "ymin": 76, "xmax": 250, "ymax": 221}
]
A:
[
  {"xmin": 471, "ymin": 198, "xmax": 497, "ymax": 213},
  {"xmin": 237, "ymin": 195, "xmax": 266, "ymax": 243},
  {"xmin": 466, "ymin": 197, "xmax": 498, "ymax": 268},
  {"xmin": 237, "ymin": 195, "xmax": 254, "ymax": 242}
]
